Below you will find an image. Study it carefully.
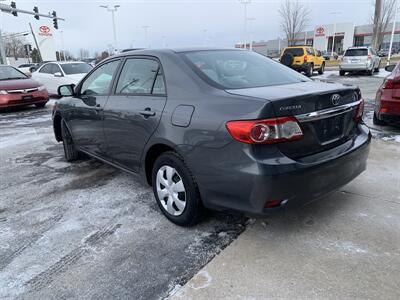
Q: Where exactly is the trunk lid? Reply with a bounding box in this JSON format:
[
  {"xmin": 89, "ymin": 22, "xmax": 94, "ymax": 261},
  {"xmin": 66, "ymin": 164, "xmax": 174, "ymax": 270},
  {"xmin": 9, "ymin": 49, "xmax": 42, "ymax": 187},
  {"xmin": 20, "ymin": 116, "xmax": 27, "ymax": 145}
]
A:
[{"xmin": 226, "ymin": 81, "xmax": 361, "ymax": 159}]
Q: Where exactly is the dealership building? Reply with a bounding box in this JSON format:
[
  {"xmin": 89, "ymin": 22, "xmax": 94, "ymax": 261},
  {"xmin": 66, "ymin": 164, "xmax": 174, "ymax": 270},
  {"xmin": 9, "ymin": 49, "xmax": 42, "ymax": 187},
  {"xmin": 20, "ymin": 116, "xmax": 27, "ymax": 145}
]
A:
[{"xmin": 237, "ymin": 22, "xmax": 400, "ymax": 56}]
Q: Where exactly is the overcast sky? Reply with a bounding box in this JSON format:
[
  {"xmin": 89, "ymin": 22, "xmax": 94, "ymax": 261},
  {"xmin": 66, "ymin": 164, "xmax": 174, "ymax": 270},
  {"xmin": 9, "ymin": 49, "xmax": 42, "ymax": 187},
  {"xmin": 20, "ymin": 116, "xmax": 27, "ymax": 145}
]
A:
[{"xmin": 1, "ymin": 0, "xmax": 373, "ymax": 57}]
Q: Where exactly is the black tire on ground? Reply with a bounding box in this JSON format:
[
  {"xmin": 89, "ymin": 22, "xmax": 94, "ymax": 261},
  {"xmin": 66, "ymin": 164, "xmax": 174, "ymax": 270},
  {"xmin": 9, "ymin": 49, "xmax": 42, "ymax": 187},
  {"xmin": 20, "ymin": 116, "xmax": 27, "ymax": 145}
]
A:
[
  {"xmin": 35, "ymin": 102, "xmax": 46, "ymax": 108},
  {"xmin": 367, "ymin": 69, "xmax": 373, "ymax": 76},
  {"xmin": 374, "ymin": 67, "xmax": 380, "ymax": 73},
  {"xmin": 373, "ymin": 112, "xmax": 387, "ymax": 126},
  {"xmin": 152, "ymin": 151, "xmax": 203, "ymax": 226},
  {"xmin": 318, "ymin": 63, "xmax": 325, "ymax": 75},
  {"xmin": 305, "ymin": 64, "xmax": 313, "ymax": 77},
  {"xmin": 61, "ymin": 120, "xmax": 79, "ymax": 161},
  {"xmin": 339, "ymin": 70, "xmax": 345, "ymax": 76},
  {"xmin": 280, "ymin": 53, "xmax": 294, "ymax": 67}
]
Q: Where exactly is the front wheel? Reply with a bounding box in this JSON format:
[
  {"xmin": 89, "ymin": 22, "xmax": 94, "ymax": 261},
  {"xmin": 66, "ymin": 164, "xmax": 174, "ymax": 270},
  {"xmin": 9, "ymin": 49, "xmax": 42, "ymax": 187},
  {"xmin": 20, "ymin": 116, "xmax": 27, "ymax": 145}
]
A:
[
  {"xmin": 339, "ymin": 70, "xmax": 345, "ymax": 76},
  {"xmin": 61, "ymin": 120, "xmax": 79, "ymax": 161},
  {"xmin": 152, "ymin": 151, "xmax": 203, "ymax": 226},
  {"xmin": 35, "ymin": 102, "xmax": 46, "ymax": 108}
]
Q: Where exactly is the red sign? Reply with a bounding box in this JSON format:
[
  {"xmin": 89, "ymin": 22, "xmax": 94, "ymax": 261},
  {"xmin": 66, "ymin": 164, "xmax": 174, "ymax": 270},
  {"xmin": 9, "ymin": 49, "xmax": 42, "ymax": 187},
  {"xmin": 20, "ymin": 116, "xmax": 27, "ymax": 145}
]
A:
[
  {"xmin": 315, "ymin": 26, "xmax": 325, "ymax": 37},
  {"xmin": 38, "ymin": 25, "xmax": 52, "ymax": 36}
]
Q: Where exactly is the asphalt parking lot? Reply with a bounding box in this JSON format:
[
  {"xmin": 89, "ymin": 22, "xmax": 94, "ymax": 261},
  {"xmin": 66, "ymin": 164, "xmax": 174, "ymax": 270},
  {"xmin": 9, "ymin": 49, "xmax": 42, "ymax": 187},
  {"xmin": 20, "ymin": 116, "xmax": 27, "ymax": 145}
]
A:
[{"xmin": 1, "ymin": 71, "xmax": 399, "ymax": 299}]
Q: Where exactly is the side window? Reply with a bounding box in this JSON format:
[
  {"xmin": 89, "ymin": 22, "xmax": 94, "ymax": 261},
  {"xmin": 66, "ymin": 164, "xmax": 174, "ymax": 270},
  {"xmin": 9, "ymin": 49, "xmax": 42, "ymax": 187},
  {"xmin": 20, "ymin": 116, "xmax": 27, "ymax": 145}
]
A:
[
  {"xmin": 39, "ymin": 64, "xmax": 53, "ymax": 74},
  {"xmin": 116, "ymin": 58, "xmax": 159, "ymax": 95},
  {"xmin": 306, "ymin": 48, "xmax": 312, "ymax": 55},
  {"xmin": 52, "ymin": 64, "xmax": 62, "ymax": 74},
  {"xmin": 80, "ymin": 60, "xmax": 120, "ymax": 95},
  {"xmin": 152, "ymin": 70, "xmax": 166, "ymax": 95}
]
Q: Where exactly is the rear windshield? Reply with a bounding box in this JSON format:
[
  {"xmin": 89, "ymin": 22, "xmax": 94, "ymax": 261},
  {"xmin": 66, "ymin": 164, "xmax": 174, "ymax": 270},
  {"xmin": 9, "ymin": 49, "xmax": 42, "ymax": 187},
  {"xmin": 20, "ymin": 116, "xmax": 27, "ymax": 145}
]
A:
[
  {"xmin": 0, "ymin": 66, "xmax": 27, "ymax": 80},
  {"xmin": 282, "ymin": 48, "xmax": 305, "ymax": 57},
  {"xmin": 182, "ymin": 50, "xmax": 310, "ymax": 89},
  {"xmin": 344, "ymin": 49, "xmax": 368, "ymax": 57},
  {"xmin": 61, "ymin": 63, "xmax": 92, "ymax": 75}
]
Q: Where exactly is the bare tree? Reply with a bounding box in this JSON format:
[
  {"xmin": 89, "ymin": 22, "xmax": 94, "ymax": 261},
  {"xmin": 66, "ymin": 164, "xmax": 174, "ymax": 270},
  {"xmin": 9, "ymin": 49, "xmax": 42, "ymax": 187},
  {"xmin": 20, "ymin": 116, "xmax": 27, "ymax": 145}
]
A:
[
  {"xmin": 79, "ymin": 48, "xmax": 90, "ymax": 60},
  {"xmin": 372, "ymin": 0, "xmax": 396, "ymax": 50},
  {"xmin": 3, "ymin": 33, "xmax": 27, "ymax": 59},
  {"xmin": 279, "ymin": 0, "xmax": 310, "ymax": 46}
]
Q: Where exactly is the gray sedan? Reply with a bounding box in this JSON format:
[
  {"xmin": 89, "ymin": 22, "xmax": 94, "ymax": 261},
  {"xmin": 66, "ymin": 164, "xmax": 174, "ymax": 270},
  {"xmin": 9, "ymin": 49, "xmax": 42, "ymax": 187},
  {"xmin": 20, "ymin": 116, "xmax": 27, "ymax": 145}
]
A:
[{"xmin": 53, "ymin": 48, "xmax": 370, "ymax": 226}]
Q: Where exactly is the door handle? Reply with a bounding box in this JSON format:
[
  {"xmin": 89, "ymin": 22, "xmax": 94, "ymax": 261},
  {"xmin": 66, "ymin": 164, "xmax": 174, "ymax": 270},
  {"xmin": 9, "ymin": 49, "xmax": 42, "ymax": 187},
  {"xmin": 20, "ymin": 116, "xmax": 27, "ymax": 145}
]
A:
[
  {"xmin": 139, "ymin": 108, "xmax": 156, "ymax": 117},
  {"xmin": 93, "ymin": 103, "xmax": 103, "ymax": 112}
]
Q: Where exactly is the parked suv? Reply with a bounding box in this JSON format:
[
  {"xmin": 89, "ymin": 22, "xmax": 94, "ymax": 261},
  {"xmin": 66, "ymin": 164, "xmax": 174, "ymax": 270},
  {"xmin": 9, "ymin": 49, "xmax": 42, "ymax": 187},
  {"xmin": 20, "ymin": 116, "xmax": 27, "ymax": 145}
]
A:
[
  {"xmin": 280, "ymin": 46, "xmax": 325, "ymax": 77},
  {"xmin": 340, "ymin": 47, "xmax": 381, "ymax": 76}
]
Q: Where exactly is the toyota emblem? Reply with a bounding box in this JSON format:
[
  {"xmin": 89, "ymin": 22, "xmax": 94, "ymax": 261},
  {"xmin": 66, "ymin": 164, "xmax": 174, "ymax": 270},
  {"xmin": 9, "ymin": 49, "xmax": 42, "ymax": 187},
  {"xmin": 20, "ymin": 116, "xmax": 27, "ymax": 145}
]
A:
[{"xmin": 331, "ymin": 94, "xmax": 341, "ymax": 106}]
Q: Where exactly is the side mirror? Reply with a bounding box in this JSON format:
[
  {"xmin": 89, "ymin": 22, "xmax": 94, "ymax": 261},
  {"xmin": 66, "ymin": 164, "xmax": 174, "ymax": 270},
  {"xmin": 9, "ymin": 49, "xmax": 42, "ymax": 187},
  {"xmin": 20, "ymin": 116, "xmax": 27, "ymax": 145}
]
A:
[
  {"xmin": 58, "ymin": 84, "xmax": 75, "ymax": 97},
  {"xmin": 54, "ymin": 72, "xmax": 63, "ymax": 77},
  {"xmin": 385, "ymin": 65, "xmax": 396, "ymax": 72}
]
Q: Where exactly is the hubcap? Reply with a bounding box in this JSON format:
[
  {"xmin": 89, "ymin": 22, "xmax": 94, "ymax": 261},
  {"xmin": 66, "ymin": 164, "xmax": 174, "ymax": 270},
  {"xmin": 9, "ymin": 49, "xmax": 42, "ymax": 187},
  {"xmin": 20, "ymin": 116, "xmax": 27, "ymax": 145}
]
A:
[{"xmin": 156, "ymin": 165, "xmax": 186, "ymax": 216}]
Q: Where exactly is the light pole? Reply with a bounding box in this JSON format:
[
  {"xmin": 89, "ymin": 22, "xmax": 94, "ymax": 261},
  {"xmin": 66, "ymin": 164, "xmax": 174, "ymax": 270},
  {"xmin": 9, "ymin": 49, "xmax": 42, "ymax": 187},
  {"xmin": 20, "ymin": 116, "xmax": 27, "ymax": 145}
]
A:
[
  {"xmin": 142, "ymin": 25, "xmax": 150, "ymax": 48},
  {"xmin": 387, "ymin": 0, "xmax": 398, "ymax": 66},
  {"xmin": 100, "ymin": 4, "xmax": 120, "ymax": 53},
  {"xmin": 330, "ymin": 12, "xmax": 341, "ymax": 57},
  {"xmin": 246, "ymin": 17, "xmax": 256, "ymax": 50},
  {"xmin": 239, "ymin": 0, "xmax": 251, "ymax": 49},
  {"xmin": 59, "ymin": 30, "xmax": 65, "ymax": 61}
]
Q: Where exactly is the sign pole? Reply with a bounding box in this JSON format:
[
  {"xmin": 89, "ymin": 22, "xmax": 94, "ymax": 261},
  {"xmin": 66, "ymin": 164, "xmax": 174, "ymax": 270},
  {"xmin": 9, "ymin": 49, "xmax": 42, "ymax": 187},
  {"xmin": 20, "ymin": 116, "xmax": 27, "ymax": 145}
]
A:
[{"xmin": 29, "ymin": 23, "xmax": 42, "ymax": 62}]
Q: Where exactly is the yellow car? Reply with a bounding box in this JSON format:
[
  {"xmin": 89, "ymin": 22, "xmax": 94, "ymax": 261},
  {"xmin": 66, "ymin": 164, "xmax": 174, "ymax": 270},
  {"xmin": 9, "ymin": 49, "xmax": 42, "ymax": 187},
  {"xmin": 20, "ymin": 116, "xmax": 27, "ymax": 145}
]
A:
[{"xmin": 280, "ymin": 46, "xmax": 325, "ymax": 77}]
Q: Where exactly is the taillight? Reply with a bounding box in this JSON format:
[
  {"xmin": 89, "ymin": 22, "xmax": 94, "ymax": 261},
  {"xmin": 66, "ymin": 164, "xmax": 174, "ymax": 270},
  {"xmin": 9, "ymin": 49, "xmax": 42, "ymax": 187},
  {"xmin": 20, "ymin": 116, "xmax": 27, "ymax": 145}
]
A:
[
  {"xmin": 367, "ymin": 54, "xmax": 372, "ymax": 60},
  {"xmin": 304, "ymin": 55, "xmax": 308, "ymax": 62},
  {"xmin": 226, "ymin": 117, "xmax": 303, "ymax": 144},
  {"xmin": 383, "ymin": 78, "xmax": 394, "ymax": 89},
  {"xmin": 354, "ymin": 98, "xmax": 364, "ymax": 122}
]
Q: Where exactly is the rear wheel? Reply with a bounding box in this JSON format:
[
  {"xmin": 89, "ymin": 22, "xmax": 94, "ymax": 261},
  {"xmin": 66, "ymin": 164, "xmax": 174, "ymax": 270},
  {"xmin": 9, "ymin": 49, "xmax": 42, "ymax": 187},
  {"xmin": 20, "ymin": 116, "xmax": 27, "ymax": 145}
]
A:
[
  {"xmin": 35, "ymin": 102, "xmax": 46, "ymax": 108},
  {"xmin": 318, "ymin": 63, "xmax": 325, "ymax": 75},
  {"xmin": 339, "ymin": 70, "xmax": 345, "ymax": 76},
  {"xmin": 152, "ymin": 151, "xmax": 203, "ymax": 226},
  {"xmin": 61, "ymin": 120, "xmax": 79, "ymax": 161},
  {"xmin": 374, "ymin": 66, "xmax": 380, "ymax": 73},
  {"xmin": 367, "ymin": 69, "xmax": 373, "ymax": 76},
  {"xmin": 305, "ymin": 64, "xmax": 313, "ymax": 77},
  {"xmin": 373, "ymin": 112, "xmax": 387, "ymax": 126}
]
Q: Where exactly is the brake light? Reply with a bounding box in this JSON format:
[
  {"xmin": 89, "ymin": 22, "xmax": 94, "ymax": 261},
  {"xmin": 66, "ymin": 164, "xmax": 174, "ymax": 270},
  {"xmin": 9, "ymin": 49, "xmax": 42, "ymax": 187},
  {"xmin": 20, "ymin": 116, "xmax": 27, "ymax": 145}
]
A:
[
  {"xmin": 383, "ymin": 78, "xmax": 394, "ymax": 89},
  {"xmin": 354, "ymin": 98, "xmax": 364, "ymax": 122},
  {"xmin": 226, "ymin": 117, "xmax": 303, "ymax": 144},
  {"xmin": 367, "ymin": 54, "xmax": 372, "ymax": 60},
  {"xmin": 304, "ymin": 55, "xmax": 308, "ymax": 62}
]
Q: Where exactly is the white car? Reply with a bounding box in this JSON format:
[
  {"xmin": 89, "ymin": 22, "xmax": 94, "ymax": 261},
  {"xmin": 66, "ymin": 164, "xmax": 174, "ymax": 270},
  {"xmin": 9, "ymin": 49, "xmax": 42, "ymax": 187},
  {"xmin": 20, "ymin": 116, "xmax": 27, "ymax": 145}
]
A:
[
  {"xmin": 31, "ymin": 61, "xmax": 92, "ymax": 95},
  {"xmin": 17, "ymin": 63, "xmax": 38, "ymax": 76},
  {"xmin": 339, "ymin": 47, "xmax": 381, "ymax": 76}
]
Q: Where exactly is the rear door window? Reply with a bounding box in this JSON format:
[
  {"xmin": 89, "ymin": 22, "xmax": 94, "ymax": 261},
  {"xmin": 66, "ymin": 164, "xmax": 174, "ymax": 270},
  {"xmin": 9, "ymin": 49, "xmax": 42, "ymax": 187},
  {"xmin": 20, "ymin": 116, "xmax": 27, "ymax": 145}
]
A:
[
  {"xmin": 115, "ymin": 58, "xmax": 160, "ymax": 95},
  {"xmin": 283, "ymin": 48, "xmax": 305, "ymax": 57},
  {"xmin": 344, "ymin": 49, "xmax": 368, "ymax": 57}
]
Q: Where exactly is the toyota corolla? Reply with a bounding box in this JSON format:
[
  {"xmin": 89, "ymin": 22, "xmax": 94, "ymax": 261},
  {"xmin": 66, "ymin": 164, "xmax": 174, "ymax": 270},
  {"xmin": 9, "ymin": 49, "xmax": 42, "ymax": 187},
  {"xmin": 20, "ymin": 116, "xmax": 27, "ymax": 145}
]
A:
[{"xmin": 52, "ymin": 48, "xmax": 371, "ymax": 226}]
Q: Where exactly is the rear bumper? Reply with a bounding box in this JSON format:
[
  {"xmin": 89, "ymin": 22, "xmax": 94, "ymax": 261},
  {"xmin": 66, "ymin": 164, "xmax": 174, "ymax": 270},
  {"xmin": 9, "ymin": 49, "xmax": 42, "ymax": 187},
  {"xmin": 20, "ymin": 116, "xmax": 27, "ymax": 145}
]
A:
[
  {"xmin": 187, "ymin": 124, "xmax": 371, "ymax": 216},
  {"xmin": 290, "ymin": 63, "xmax": 310, "ymax": 72},
  {"xmin": 0, "ymin": 90, "xmax": 49, "ymax": 108},
  {"xmin": 340, "ymin": 63, "xmax": 371, "ymax": 71}
]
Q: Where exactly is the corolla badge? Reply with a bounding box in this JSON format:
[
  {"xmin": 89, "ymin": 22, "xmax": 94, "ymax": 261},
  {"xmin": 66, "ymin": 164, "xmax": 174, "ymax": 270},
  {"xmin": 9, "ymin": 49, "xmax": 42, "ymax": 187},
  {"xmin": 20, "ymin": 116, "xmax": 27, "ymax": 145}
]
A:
[{"xmin": 331, "ymin": 94, "xmax": 341, "ymax": 106}]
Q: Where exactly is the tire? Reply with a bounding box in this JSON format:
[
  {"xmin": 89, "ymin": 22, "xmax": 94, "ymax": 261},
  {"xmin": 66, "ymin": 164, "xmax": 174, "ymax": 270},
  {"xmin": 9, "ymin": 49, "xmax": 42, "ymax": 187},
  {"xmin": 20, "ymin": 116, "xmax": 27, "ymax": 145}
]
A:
[
  {"xmin": 152, "ymin": 151, "xmax": 203, "ymax": 226},
  {"xmin": 373, "ymin": 112, "xmax": 387, "ymax": 126},
  {"xmin": 61, "ymin": 120, "xmax": 79, "ymax": 161},
  {"xmin": 339, "ymin": 70, "xmax": 345, "ymax": 76},
  {"xmin": 374, "ymin": 67, "xmax": 380, "ymax": 73},
  {"xmin": 280, "ymin": 53, "xmax": 294, "ymax": 67},
  {"xmin": 35, "ymin": 102, "xmax": 46, "ymax": 108},
  {"xmin": 318, "ymin": 63, "xmax": 325, "ymax": 75},
  {"xmin": 305, "ymin": 64, "xmax": 313, "ymax": 77},
  {"xmin": 367, "ymin": 69, "xmax": 373, "ymax": 76}
]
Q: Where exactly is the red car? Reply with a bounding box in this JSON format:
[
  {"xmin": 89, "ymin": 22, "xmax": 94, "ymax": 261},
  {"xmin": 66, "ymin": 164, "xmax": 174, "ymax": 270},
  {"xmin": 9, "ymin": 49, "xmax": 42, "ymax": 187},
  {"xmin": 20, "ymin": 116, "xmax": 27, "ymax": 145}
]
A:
[
  {"xmin": 0, "ymin": 65, "xmax": 49, "ymax": 109},
  {"xmin": 374, "ymin": 63, "xmax": 400, "ymax": 125}
]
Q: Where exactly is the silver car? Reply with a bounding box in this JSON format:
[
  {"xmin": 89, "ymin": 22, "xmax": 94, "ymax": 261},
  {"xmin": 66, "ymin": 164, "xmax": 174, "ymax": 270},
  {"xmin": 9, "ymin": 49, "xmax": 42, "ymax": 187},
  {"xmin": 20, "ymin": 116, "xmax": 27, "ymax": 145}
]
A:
[{"xmin": 339, "ymin": 47, "xmax": 381, "ymax": 76}]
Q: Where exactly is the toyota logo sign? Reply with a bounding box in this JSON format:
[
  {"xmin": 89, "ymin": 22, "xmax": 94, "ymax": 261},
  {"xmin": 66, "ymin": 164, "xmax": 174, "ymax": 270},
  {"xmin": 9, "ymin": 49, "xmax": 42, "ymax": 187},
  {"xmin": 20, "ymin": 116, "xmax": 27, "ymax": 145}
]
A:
[
  {"xmin": 331, "ymin": 94, "xmax": 341, "ymax": 106},
  {"xmin": 39, "ymin": 26, "xmax": 50, "ymax": 33},
  {"xmin": 315, "ymin": 26, "xmax": 325, "ymax": 37}
]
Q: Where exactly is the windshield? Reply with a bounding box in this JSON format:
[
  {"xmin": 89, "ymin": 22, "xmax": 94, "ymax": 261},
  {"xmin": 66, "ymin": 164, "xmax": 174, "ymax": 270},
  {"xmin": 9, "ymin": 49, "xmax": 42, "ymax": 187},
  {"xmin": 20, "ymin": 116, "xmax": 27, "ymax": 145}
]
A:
[
  {"xmin": 61, "ymin": 63, "xmax": 92, "ymax": 75},
  {"xmin": 344, "ymin": 49, "xmax": 368, "ymax": 57},
  {"xmin": 183, "ymin": 50, "xmax": 310, "ymax": 89},
  {"xmin": 0, "ymin": 66, "xmax": 28, "ymax": 80},
  {"xmin": 282, "ymin": 48, "xmax": 305, "ymax": 57}
]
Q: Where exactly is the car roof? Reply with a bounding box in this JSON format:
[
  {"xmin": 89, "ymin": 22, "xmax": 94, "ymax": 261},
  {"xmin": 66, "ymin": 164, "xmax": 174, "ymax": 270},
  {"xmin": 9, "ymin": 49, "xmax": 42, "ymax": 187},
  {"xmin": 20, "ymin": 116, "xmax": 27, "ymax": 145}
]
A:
[{"xmin": 111, "ymin": 47, "xmax": 244, "ymax": 58}]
